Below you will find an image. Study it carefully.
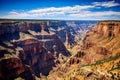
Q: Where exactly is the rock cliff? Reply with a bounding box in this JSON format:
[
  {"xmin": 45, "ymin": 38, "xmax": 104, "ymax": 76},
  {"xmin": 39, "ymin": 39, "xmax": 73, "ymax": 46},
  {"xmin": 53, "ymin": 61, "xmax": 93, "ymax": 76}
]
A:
[
  {"xmin": 0, "ymin": 21, "xmax": 70, "ymax": 79},
  {"xmin": 97, "ymin": 21, "xmax": 120, "ymax": 37},
  {"xmin": 46, "ymin": 21, "xmax": 120, "ymax": 80},
  {"xmin": 0, "ymin": 20, "xmax": 97, "ymax": 79},
  {"xmin": 0, "ymin": 57, "xmax": 35, "ymax": 80}
]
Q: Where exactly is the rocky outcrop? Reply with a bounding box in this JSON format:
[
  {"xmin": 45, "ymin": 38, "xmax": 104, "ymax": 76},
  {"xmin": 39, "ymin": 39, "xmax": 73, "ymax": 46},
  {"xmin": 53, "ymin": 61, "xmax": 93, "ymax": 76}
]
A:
[
  {"xmin": 0, "ymin": 57, "xmax": 35, "ymax": 80},
  {"xmin": 97, "ymin": 21, "xmax": 120, "ymax": 37},
  {"xmin": 0, "ymin": 22, "xmax": 28, "ymax": 35},
  {"xmin": 15, "ymin": 36, "xmax": 68, "ymax": 76},
  {"xmin": 96, "ymin": 47, "xmax": 111, "ymax": 55}
]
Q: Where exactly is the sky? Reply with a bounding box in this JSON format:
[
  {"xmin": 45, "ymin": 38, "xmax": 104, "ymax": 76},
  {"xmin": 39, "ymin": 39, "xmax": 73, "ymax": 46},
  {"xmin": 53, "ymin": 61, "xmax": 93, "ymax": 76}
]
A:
[{"xmin": 0, "ymin": 0, "xmax": 120, "ymax": 20}]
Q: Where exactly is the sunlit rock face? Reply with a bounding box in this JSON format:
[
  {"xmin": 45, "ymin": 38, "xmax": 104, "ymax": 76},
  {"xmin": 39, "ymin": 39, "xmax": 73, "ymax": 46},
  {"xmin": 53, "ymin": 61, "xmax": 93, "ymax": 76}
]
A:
[
  {"xmin": 97, "ymin": 21, "xmax": 120, "ymax": 37},
  {"xmin": 45, "ymin": 21, "xmax": 120, "ymax": 80}
]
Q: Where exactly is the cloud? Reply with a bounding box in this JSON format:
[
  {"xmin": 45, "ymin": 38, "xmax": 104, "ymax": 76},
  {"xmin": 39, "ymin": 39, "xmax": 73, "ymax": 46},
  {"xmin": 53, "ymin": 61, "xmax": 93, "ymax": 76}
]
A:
[
  {"xmin": 69, "ymin": 11, "xmax": 120, "ymax": 20},
  {"xmin": 27, "ymin": 5, "xmax": 94, "ymax": 17},
  {"xmin": 0, "ymin": 1, "xmax": 120, "ymax": 20},
  {"xmin": 69, "ymin": 11, "xmax": 120, "ymax": 17},
  {"xmin": 0, "ymin": 11, "xmax": 31, "ymax": 19},
  {"xmin": 28, "ymin": 5, "xmax": 94, "ymax": 13},
  {"xmin": 0, "ymin": 5, "xmax": 95, "ymax": 19},
  {"xmin": 93, "ymin": 1, "xmax": 120, "ymax": 7}
]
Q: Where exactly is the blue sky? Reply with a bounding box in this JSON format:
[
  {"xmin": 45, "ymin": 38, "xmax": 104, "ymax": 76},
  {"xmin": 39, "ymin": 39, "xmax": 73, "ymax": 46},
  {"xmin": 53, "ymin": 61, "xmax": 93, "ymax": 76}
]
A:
[{"xmin": 0, "ymin": 0, "xmax": 120, "ymax": 20}]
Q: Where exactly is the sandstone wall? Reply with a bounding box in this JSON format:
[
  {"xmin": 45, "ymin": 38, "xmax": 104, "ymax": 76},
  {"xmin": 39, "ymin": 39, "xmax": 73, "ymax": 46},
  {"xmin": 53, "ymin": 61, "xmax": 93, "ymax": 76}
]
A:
[
  {"xmin": 97, "ymin": 21, "xmax": 120, "ymax": 37},
  {"xmin": 114, "ymin": 26, "xmax": 120, "ymax": 36},
  {"xmin": 97, "ymin": 23, "xmax": 103, "ymax": 34}
]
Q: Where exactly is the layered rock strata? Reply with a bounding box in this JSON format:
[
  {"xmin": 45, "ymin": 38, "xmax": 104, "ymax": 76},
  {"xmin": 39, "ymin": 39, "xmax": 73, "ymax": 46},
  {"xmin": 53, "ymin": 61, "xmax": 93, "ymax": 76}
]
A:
[{"xmin": 97, "ymin": 21, "xmax": 120, "ymax": 37}]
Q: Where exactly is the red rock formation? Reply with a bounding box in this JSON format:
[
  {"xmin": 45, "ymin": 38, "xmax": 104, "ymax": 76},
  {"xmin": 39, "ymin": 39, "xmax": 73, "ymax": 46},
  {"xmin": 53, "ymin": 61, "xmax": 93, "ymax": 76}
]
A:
[
  {"xmin": 97, "ymin": 21, "xmax": 120, "ymax": 37},
  {"xmin": 96, "ymin": 47, "xmax": 111, "ymax": 55},
  {"xmin": 75, "ymin": 51, "xmax": 85, "ymax": 58},
  {"xmin": 83, "ymin": 41, "xmax": 94, "ymax": 49},
  {"xmin": 12, "ymin": 33, "xmax": 69, "ymax": 76},
  {"xmin": 0, "ymin": 57, "xmax": 35, "ymax": 80},
  {"xmin": 0, "ymin": 21, "xmax": 71, "ymax": 78},
  {"xmin": 65, "ymin": 32, "xmax": 71, "ymax": 48}
]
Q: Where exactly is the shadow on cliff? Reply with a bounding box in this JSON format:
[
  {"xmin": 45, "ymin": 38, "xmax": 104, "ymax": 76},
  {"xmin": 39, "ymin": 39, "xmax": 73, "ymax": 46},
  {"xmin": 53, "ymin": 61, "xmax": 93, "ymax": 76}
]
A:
[{"xmin": 0, "ymin": 32, "xmax": 20, "ymax": 41}]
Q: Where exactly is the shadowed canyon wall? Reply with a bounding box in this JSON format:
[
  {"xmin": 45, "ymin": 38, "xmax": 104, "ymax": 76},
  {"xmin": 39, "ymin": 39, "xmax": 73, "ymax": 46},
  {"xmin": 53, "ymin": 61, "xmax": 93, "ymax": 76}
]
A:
[{"xmin": 0, "ymin": 21, "xmax": 70, "ymax": 79}]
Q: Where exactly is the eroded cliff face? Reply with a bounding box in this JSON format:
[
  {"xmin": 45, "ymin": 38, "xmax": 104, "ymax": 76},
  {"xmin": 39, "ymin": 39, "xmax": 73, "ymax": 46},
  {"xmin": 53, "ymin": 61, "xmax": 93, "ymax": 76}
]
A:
[
  {"xmin": 46, "ymin": 21, "xmax": 120, "ymax": 80},
  {"xmin": 0, "ymin": 57, "xmax": 35, "ymax": 80},
  {"xmin": 0, "ymin": 21, "xmax": 70, "ymax": 79},
  {"xmin": 97, "ymin": 21, "xmax": 120, "ymax": 37},
  {"xmin": 0, "ymin": 20, "xmax": 96, "ymax": 49},
  {"xmin": 0, "ymin": 20, "xmax": 97, "ymax": 79}
]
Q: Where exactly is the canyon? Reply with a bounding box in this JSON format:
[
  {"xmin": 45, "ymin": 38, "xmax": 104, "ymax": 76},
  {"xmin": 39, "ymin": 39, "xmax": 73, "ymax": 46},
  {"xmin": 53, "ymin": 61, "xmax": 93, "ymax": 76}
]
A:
[
  {"xmin": 0, "ymin": 20, "xmax": 120, "ymax": 80},
  {"xmin": 46, "ymin": 21, "xmax": 120, "ymax": 80},
  {"xmin": 0, "ymin": 20, "xmax": 96, "ymax": 80}
]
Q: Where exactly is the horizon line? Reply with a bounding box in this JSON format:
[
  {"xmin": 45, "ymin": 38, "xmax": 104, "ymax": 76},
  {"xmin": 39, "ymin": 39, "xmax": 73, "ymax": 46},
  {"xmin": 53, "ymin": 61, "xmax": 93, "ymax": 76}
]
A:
[{"xmin": 0, "ymin": 18, "xmax": 120, "ymax": 21}]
